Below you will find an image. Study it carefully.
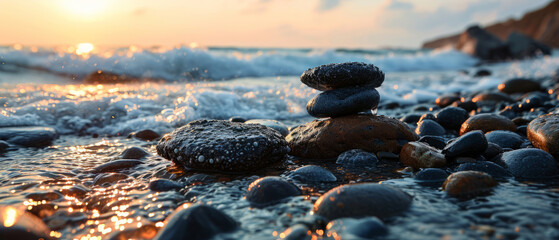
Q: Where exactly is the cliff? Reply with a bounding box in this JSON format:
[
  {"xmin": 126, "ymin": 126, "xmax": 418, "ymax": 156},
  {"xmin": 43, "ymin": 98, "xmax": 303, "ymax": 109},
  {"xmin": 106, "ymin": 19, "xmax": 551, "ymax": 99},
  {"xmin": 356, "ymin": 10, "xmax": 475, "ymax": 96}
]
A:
[{"xmin": 422, "ymin": 0, "xmax": 559, "ymax": 49}]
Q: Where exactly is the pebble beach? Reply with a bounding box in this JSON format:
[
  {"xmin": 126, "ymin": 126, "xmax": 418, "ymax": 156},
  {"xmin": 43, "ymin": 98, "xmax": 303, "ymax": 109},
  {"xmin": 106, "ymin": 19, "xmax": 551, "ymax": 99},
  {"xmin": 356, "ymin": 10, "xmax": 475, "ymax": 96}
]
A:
[{"xmin": 1, "ymin": 45, "xmax": 559, "ymax": 240}]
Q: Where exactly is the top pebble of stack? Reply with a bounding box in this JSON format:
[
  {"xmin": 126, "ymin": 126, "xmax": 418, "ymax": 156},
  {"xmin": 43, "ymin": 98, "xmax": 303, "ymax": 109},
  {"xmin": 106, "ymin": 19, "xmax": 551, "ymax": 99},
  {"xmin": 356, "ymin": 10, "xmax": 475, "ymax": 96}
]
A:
[{"xmin": 301, "ymin": 62, "xmax": 385, "ymax": 91}]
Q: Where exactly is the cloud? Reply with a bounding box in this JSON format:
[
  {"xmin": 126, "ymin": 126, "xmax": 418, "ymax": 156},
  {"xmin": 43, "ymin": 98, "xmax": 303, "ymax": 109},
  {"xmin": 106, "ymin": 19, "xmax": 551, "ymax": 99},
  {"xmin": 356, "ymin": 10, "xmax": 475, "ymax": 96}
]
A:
[
  {"xmin": 385, "ymin": 0, "xmax": 414, "ymax": 10},
  {"xmin": 317, "ymin": 0, "xmax": 341, "ymax": 12}
]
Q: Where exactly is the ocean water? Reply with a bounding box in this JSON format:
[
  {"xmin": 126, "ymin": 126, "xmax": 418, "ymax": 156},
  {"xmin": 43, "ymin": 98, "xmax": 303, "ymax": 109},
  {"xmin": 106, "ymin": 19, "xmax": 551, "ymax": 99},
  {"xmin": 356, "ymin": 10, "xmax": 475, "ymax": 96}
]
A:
[{"xmin": 1, "ymin": 45, "xmax": 559, "ymax": 239}]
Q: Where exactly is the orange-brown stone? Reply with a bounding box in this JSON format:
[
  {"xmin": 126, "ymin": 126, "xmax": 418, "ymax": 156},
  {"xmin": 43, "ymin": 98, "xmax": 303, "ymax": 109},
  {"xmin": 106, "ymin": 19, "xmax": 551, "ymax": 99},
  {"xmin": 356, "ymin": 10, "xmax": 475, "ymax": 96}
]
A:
[
  {"xmin": 286, "ymin": 115, "xmax": 418, "ymax": 159},
  {"xmin": 527, "ymin": 113, "xmax": 559, "ymax": 158},
  {"xmin": 443, "ymin": 171, "xmax": 498, "ymax": 197},
  {"xmin": 459, "ymin": 113, "xmax": 516, "ymax": 135},
  {"xmin": 400, "ymin": 142, "xmax": 446, "ymax": 169}
]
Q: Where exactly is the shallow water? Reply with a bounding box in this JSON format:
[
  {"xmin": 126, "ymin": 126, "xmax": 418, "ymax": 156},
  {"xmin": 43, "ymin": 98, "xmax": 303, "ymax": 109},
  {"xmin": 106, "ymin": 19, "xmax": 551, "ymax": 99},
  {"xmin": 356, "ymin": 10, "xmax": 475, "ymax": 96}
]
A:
[
  {"xmin": 1, "ymin": 49, "xmax": 559, "ymax": 239},
  {"xmin": 1, "ymin": 135, "xmax": 559, "ymax": 240}
]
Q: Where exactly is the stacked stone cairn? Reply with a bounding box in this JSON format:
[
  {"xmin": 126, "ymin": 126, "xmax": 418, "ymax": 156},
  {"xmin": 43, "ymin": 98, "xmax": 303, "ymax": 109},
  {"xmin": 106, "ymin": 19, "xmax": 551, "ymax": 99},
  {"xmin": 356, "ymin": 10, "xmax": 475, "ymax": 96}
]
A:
[{"xmin": 286, "ymin": 62, "xmax": 418, "ymax": 159}]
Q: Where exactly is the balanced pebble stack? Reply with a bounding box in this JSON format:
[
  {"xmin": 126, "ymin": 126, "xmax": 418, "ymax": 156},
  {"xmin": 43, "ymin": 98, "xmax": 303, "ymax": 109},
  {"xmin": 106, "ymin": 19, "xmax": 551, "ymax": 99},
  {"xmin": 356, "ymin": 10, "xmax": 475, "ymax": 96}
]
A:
[
  {"xmin": 303, "ymin": 62, "xmax": 383, "ymax": 118},
  {"xmin": 286, "ymin": 62, "xmax": 418, "ymax": 159}
]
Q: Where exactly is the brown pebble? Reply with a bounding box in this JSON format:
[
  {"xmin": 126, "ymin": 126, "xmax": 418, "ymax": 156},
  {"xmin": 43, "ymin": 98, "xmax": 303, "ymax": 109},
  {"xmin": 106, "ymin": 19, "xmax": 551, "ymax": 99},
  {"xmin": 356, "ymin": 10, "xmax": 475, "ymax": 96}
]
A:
[
  {"xmin": 460, "ymin": 113, "xmax": 516, "ymax": 135},
  {"xmin": 287, "ymin": 115, "xmax": 418, "ymax": 159},
  {"xmin": 443, "ymin": 171, "xmax": 497, "ymax": 197},
  {"xmin": 527, "ymin": 113, "xmax": 559, "ymax": 158},
  {"xmin": 134, "ymin": 129, "xmax": 160, "ymax": 141},
  {"xmin": 400, "ymin": 142, "xmax": 446, "ymax": 169}
]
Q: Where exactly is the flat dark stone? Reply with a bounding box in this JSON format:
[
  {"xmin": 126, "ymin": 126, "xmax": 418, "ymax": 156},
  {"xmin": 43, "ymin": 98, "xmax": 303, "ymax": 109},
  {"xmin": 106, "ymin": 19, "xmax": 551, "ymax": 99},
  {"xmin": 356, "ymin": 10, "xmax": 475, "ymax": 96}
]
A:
[
  {"xmin": 499, "ymin": 78, "xmax": 541, "ymax": 94},
  {"xmin": 91, "ymin": 159, "xmax": 143, "ymax": 173},
  {"xmin": 148, "ymin": 179, "xmax": 183, "ymax": 192},
  {"xmin": 157, "ymin": 119, "xmax": 288, "ymax": 172},
  {"xmin": 307, "ymin": 86, "xmax": 380, "ymax": 118},
  {"xmin": 443, "ymin": 130, "xmax": 488, "ymax": 159},
  {"xmin": 456, "ymin": 161, "xmax": 512, "ymax": 178},
  {"xmin": 0, "ymin": 126, "xmax": 57, "ymax": 147},
  {"xmin": 415, "ymin": 168, "xmax": 449, "ymax": 182},
  {"xmin": 313, "ymin": 183, "xmax": 412, "ymax": 221},
  {"xmin": 301, "ymin": 62, "xmax": 384, "ymax": 91}
]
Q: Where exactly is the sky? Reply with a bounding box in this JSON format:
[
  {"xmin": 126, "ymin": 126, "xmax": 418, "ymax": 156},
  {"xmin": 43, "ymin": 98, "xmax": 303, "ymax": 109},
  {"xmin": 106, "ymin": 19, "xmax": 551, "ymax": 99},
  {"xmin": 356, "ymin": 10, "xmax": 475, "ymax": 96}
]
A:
[{"xmin": 0, "ymin": 0, "xmax": 552, "ymax": 48}]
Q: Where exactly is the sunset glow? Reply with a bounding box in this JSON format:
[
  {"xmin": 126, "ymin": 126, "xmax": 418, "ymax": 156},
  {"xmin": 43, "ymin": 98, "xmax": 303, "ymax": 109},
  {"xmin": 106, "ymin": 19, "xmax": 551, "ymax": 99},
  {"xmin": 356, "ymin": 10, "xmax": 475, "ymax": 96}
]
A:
[
  {"xmin": 61, "ymin": 0, "xmax": 110, "ymax": 17},
  {"xmin": 76, "ymin": 43, "xmax": 94, "ymax": 57}
]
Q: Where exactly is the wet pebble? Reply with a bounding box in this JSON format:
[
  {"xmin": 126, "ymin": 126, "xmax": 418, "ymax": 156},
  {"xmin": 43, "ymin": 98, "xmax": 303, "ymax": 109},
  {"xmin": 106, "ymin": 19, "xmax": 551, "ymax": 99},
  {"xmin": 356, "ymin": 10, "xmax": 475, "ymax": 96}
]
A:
[
  {"xmin": 456, "ymin": 161, "xmax": 512, "ymax": 178},
  {"xmin": 149, "ymin": 179, "xmax": 183, "ymax": 192},
  {"xmin": 119, "ymin": 147, "xmax": 149, "ymax": 159},
  {"xmin": 400, "ymin": 114, "xmax": 422, "ymax": 124},
  {"xmin": 418, "ymin": 135, "xmax": 446, "ymax": 149},
  {"xmin": 451, "ymin": 99, "xmax": 478, "ymax": 112},
  {"xmin": 435, "ymin": 107, "xmax": 469, "ymax": 131},
  {"xmin": 474, "ymin": 69, "xmax": 491, "ymax": 77},
  {"xmin": 91, "ymin": 159, "xmax": 143, "ymax": 173},
  {"xmin": 336, "ymin": 149, "xmax": 378, "ymax": 168},
  {"xmin": 313, "ymin": 183, "xmax": 412, "ymax": 220},
  {"xmin": 500, "ymin": 148, "xmax": 559, "ymax": 179},
  {"xmin": 0, "ymin": 126, "xmax": 58, "ymax": 148},
  {"xmin": 300, "ymin": 62, "xmax": 384, "ymax": 91},
  {"xmin": 472, "ymin": 92, "xmax": 515, "ymax": 105},
  {"xmin": 153, "ymin": 204, "xmax": 237, "ymax": 240},
  {"xmin": 132, "ymin": 129, "xmax": 160, "ymax": 141},
  {"xmin": 228, "ymin": 116, "xmax": 246, "ymax": 122},
  {"xmin": 400, "ymin": 142, "xmax": 446, "ymax": 169},
  {"xmin": 93, "ymin": 173, "xmax": 129, "ymax": 186},
  {"xmin": 415, "ymin": 119, "xmax": 446, "ymax": 136},
  {"xmin": 326, "ymin": 217, "xmax": 388, "ymax": 239},
  {"xmin": 443, "ymin": 130, "xmax": 488, "ymax": 159},
  {"xmin": 436, "ymin": 94, "xmax": 461, "ymax": 108},
  {"xmin": 485, "ymin": 130, "xmax": 524, "ymax": 149},
  {"xmin": 0, "ymin": 206, "xmax": 52, "ymax": 240},
  {"xmin": 245, "ymin": 119, "xmax": 289, "ymax": 137},
  {"xmin": 442, "ymin": 171, "xmax": 498, "ymax": 197},
  {"xmin": 527, "ymin": 113, "xmax": 559, "ymax": 157},
  {"xmin": 460, "ymin": 113, "xmax": 516, "ymax": 135},
  {"xmin": 246, "ymin": 176, "xmax": 301, "ymax": 207},
  {"xmin": 498, "ymin": 78, "xmax": 541, "ymax": 94},
  {"xmin": 306, "ymin": 86, "xmax": 380, "ymax": 118},
  {"xmin": 287, "ymin": 165, "xmax": 337, "ymax": 183}
]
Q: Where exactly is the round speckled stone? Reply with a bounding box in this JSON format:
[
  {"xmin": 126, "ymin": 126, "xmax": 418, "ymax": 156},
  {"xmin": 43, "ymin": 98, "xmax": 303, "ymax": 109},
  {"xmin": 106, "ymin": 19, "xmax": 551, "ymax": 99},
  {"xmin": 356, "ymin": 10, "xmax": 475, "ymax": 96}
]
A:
[
  {"xmin": 300, "ymin": 62, "xmax": 385, "ymax": 91},
  {"xmin": 156, "ymin": 119, "xmax": 288, "ymax": 172}
]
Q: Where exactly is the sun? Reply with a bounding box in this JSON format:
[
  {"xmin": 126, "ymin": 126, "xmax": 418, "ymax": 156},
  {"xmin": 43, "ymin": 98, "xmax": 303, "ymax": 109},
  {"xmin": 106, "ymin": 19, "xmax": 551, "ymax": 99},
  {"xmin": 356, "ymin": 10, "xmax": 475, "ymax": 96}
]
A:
[
  {"xmin": 76, "ymin": 43, "xmax": 94, "ymax": 57},
  {"xmin": 60, "ymin": 0, "xmax": 110, "ymax": 17}
]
